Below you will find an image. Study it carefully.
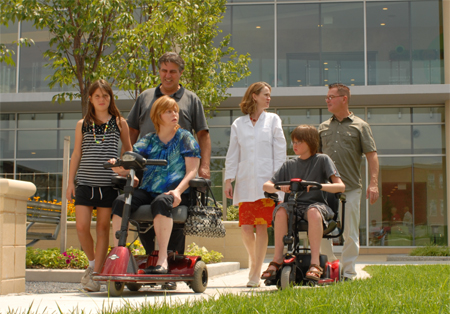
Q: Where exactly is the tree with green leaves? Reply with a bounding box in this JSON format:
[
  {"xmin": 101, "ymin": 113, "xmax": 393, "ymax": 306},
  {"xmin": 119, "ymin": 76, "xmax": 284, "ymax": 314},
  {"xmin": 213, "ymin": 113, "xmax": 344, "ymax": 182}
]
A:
[
  {"xmin": 1, "ymin": 0, "xmax": 250, "ymax": 116},
  {"xmin": 0, "ymin": 38, "xmax": 34, "ymax": 66},
  {"xmin": 1, "ymin": 0, "xmax": 136, "ymax": 115},
  {"xmin": 109, "ymin": 0, "xmax": 251, "ymax": 115}
]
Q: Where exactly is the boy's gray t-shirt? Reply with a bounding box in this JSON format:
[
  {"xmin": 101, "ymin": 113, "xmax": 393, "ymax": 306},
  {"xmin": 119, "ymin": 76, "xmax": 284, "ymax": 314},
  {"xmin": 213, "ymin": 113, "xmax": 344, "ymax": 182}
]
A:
[{"xmin": 271, "ymin": 154, "xmax": 340, "ymax": 206}]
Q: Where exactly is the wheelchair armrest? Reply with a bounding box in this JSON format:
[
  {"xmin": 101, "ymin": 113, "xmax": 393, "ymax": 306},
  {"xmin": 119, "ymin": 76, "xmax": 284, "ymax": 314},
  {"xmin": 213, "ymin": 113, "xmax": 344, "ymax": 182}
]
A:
[
  {"xmin": 112, "ymin": 176, "xmax": 127, "ymax": 190},
  {"xmin": 264, "ymin": 192, "xmax": 279, "ymax": 202},
  {"xmin": 189, "ymin": 178, "xmax": 211, "ymax": 188}
]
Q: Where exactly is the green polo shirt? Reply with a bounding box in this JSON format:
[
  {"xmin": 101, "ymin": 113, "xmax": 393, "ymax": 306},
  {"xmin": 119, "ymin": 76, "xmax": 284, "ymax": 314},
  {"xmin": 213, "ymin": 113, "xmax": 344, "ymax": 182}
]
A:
[{"xmin": 318, "ymin": 113, "xmax": 377, "ymax": 191}]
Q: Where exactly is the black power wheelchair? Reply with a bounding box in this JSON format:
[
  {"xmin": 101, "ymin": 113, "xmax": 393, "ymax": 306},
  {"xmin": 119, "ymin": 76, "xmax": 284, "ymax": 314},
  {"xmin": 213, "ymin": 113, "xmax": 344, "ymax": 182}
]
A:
[{"xmin": 264, "ymin": 178, "xmax": 346, "ymax": 290}]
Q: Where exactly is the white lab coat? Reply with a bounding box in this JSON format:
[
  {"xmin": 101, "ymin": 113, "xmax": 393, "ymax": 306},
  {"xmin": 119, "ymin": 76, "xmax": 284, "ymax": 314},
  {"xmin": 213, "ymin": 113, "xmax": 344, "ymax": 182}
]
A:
[{"xmin": 225, "ymin": 111, "xmax": 286, "ymax": 205}]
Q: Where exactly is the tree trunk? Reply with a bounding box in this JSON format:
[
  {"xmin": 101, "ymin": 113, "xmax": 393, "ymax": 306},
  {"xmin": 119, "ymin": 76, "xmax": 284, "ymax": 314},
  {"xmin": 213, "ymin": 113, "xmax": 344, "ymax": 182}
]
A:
[{"xmin": 81, "ymin": 89, "xmax": 90, "ymax": 117}]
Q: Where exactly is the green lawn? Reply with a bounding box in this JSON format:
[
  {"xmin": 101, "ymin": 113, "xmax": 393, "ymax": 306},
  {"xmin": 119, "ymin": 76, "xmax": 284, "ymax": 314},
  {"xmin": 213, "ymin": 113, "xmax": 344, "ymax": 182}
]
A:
[{"xmin": 112, "ymin": 264, "xmax": 449, "ymax": 314}]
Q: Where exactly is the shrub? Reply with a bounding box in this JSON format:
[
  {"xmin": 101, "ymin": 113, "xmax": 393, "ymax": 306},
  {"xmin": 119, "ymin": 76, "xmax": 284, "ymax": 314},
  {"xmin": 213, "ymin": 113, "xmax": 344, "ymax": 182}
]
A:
[
  {"xmin": 409, "ymin": 244, "xmax": 450, "ymax": 256},
  {"xmin": 26, "ymin": 241, "xmax": 223, "ymax": 269},
  {"xmin": 186, "ymin": 243, "xmax": 223, "ymax": 264},
  {"xmin": 126, "ymin": 240, "xmax": 146, "ymax": 255},
  {"xmin": 226, "ymin": 205, "xmax": 239, "ymax": 221},
  {"xmin": 26, "ymin": 247, "xmax": 88, "ymax": 269}
]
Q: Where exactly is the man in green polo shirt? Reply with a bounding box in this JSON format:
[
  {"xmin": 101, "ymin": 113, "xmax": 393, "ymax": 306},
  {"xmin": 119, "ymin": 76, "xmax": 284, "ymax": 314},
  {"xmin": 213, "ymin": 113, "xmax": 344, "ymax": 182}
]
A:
[{"xmin": 319, "ymin": 83, "xmax": 379, "ymax": 281}]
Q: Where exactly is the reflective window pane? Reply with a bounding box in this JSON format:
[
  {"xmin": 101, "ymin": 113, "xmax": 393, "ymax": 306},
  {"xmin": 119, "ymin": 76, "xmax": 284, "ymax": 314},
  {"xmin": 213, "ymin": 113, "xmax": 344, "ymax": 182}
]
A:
[
  {"xmin": 232, "ymin": 110, "xmax": 244, "ymax": 122},
  {"xmin": 207, "ymin": 110, "xmax": 231, "ymax": 126},
  {"xmin": 16, "ymin": 158, "xmax": 65, "ymax": 202},
  {"xmin": 58, "ymin": 112, "xmax": 82, "ymax": 128},
  {"xmin": 210, "ymin": 127, "xmax": 231, "ymax": 157},
  {"xmin": 0, "ymin": 130, "xmax": 15, "ymax": 159},
  {"xmin": 0, "ymin": 114, "xmax": 16, "ymax": 129},
  {"xmin": 228, "ymin": 0, "xmax": 271, "ymax": 2},
  {"xmin": 371, "ymin": 125, "xmax": 411, "ymax": 154},
  {"xmin": 412, "ymin": 125, "xmax": 445, "ymax": 154},
  {"xmin": 220, "ymin": 5, "xmax": 274, "ymax": 87},
  {"xmin": 19, "ymin": 21, "xmax": 55, "ymax": 92},
  {"xmin": 278, "ymin": 2, "xmax": 364, "ymax": 87},
  {"xmin": 411, "ymin": 1, "xmax": 444, "ymax": 84},
  {"xmin": 283, "ymin": 126, "xmax": 300, "ymax": 156},
  {"xmin": 321, "ymin": 3, "xmax": 364, "ymax": 86},
  {"xmin": 277, "ymin": 3, "xmax": 319, "ymax": 87},
  {"xmin": 367, "ymin": 107, "xmax": 411, "ymax": 123},
  {"xmin": 320, "ymin": 107, "xmax": 365, "ymax": 122},
  {"xmin": 374, "ymin": 157, "xmax": 413, "ymax": 246},
  {"xmin": 17, "ymin": 130, "xmax": 57, "ymax": 158},
  {"xmin": 0, "ymin": 23, "xmax": 18, "ymax": 93},
  {"xmin": 367, "ymin": 2, "xmax": 411, "ymax": 85},
  {"xmin": 413, "ymin": 157, "xmax": 447, "ymax": 245},
  {"xmin": 412, "ymin": 107, "xmax": 445, "ymax": 123},
  {"xmin": 0, "ymin": 161, "xmax": 14, "ymax": 177},
  {"xmin": 278, "ymin": 108, "xmax": 320, "ymax": 125},
  {"xmin": 16, "ymin": 160, "xmax": 62, "ymax": 174},
  {"xmin": 18, "ymin": 113, "xmax": 58, "ymax": 128}
]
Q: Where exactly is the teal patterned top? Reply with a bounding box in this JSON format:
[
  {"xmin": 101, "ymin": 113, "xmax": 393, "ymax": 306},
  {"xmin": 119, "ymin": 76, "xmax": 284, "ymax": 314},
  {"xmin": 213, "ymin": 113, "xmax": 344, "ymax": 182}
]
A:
[{"xmin": 133, "ymin": 128, "xmax": 201, "ymax": 194}]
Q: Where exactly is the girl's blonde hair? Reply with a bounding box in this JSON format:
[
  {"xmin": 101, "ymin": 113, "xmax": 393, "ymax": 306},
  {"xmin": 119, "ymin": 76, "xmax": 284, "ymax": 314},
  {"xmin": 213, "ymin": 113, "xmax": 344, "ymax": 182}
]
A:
[
  {"xmin": 150, "ymin": 95, "xmax": 180, "ymax": 133},
  {"xmin": 239, "ymin": 82, "xmax": 271, "ymax": 115},
  {"xmin": 84, "ymin": 79, "xmax": 123, "ymax": 130}
]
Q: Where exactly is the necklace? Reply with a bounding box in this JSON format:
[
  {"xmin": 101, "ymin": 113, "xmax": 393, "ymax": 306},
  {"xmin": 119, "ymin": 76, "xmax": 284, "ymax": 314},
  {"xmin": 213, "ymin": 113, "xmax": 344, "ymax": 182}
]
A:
[
  {"xmin": 92, "ymin": 121, "xmax": 109, "ymax": 144},
  {"xmin": 250, "ymin": 116, "xmax": 258, "ymax": 122}
]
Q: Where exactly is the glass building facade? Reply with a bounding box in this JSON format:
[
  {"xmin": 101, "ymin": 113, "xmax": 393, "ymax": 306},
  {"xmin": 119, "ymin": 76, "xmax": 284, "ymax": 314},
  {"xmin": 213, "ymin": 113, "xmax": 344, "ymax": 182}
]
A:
[{"xmin": 0, "ymin": 0, "xmax": 449, "ymax": 248}]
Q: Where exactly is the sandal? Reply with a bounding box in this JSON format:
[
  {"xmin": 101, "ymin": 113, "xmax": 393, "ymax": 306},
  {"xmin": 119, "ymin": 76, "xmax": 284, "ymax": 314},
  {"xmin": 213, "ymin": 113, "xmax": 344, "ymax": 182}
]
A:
[
  {"xmin": 261, "ymin": 261, "xmax": 282, "ymax": 280},
  {"xmin": 305, "ymin": 264, "xmax": 323, "ymax": 281}
]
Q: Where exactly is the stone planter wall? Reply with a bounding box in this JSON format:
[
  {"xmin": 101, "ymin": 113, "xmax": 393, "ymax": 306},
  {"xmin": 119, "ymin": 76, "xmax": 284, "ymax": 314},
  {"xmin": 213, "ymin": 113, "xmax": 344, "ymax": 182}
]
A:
[{"xmin": 0, "ymin": 179, "xmax": 36, "ymax": 295}]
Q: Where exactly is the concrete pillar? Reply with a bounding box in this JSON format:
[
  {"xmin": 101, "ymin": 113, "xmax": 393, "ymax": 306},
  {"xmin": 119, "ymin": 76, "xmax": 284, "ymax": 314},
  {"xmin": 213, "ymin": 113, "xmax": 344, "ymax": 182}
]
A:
[
  {"xmin": 0, "ymin": 179, "xmax": 36, "ymax": 295},
  {"xmin": 443, "ymin": 0, "xmax": 450, "ymax": 247},
  {"xmin": 443, "ymin": 0, "xmax": 449, "ymax": 84}
]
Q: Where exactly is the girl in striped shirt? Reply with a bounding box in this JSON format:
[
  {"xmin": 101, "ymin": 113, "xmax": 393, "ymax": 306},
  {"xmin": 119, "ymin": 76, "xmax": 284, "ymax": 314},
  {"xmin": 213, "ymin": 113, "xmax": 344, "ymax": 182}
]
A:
[{"xmin": 66, "ymin": 79, "xmax": 132, "ymax": 291}]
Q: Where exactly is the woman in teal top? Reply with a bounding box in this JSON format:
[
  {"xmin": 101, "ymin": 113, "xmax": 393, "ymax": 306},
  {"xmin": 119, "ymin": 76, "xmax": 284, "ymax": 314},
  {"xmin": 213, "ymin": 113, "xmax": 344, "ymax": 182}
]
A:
[{"xmin": 111, "ymin": 95, "xmax": 200, "ymax": 274}]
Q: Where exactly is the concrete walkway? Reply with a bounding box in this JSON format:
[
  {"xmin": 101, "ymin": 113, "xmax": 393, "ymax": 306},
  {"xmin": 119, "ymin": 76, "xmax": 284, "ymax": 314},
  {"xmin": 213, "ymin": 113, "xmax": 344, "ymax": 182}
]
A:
[{"xmin": 1, "ymin": 255, "xmax": 449, "ymax": 314}]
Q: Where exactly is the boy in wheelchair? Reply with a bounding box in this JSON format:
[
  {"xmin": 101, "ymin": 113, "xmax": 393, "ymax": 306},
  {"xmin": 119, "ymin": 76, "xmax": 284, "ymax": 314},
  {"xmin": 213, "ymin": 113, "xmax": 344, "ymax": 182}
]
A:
[{"xmin": 262, "ymin": 125, "xmax": 345, "ymax": 282}]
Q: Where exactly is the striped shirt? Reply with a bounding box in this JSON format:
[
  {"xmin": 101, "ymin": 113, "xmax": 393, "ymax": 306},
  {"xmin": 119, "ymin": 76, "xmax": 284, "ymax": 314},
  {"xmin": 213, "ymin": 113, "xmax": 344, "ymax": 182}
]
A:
[{"xmin": 76, "ymin": 116, "xmax": 120, "ymax": 187}]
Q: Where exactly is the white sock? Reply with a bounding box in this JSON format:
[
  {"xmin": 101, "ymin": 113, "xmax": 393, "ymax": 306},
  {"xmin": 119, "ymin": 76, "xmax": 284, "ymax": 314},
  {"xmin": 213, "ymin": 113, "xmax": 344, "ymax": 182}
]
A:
[{"xmin": 89, "ymin": 260, "xmax": 95, "ymax": 269}]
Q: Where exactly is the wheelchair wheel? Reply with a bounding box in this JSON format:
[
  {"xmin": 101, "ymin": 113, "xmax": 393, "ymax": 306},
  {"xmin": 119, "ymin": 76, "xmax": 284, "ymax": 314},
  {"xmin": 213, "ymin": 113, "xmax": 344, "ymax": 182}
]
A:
[
  {"xmin": 190, "ymin": 260, "xmax": 208, "ymax": 293},
  {"xmin": 107, "ymin": 281, "xmax": 125, "ymax": 297},
  {"xmin": 126, "ymin": 283, "xmax": 142, "ymax": 291},
  {"xmin": 280, "ymin": 266, "xmax": 293, "ymax": 290}
]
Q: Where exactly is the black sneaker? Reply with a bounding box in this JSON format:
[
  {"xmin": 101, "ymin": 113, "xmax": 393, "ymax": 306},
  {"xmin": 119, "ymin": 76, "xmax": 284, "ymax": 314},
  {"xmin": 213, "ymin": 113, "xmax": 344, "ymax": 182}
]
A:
[
  {"xmin": 342, "ymin": 277, "xmax": 353, "ymax": 281},
  {"xmin": 161, "ymin": 282, "xmax": 177, "ymax": 290}
]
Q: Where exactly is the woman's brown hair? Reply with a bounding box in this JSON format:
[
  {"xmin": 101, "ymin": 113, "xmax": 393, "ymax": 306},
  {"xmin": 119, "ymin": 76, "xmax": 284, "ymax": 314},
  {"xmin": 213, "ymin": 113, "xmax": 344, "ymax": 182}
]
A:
[
  {"xmin": 290, "ymin": 125, "xmax": 320, "ymax": 155},
  {"xmin": 150, "ymin": 95, "xmax": 180, "ymax": 133},
  {"xmin": 239, "ymin": 82, "xmax": 271, "ymax": 115},
  {"xmin": 84, "ymin": 79, "xmax": 123, "ymax": 130}
]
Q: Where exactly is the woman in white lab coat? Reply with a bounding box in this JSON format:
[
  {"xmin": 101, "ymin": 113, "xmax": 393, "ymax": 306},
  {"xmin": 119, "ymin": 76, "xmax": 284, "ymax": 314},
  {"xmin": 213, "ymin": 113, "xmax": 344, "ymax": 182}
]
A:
[{"xmin": 224, "ymin": 82, "xmax": 286, "ymax": 287}]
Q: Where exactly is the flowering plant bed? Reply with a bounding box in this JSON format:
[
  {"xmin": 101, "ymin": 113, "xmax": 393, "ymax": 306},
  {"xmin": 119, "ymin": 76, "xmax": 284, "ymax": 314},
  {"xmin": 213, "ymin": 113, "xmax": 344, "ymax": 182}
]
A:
[
  {"xmin": 26, "ymin": 242, "xmax": 223, "ymax": 269},
  {"xmin": 26, "ymin": 247, "xmax": 88, "ymax": 269}
]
